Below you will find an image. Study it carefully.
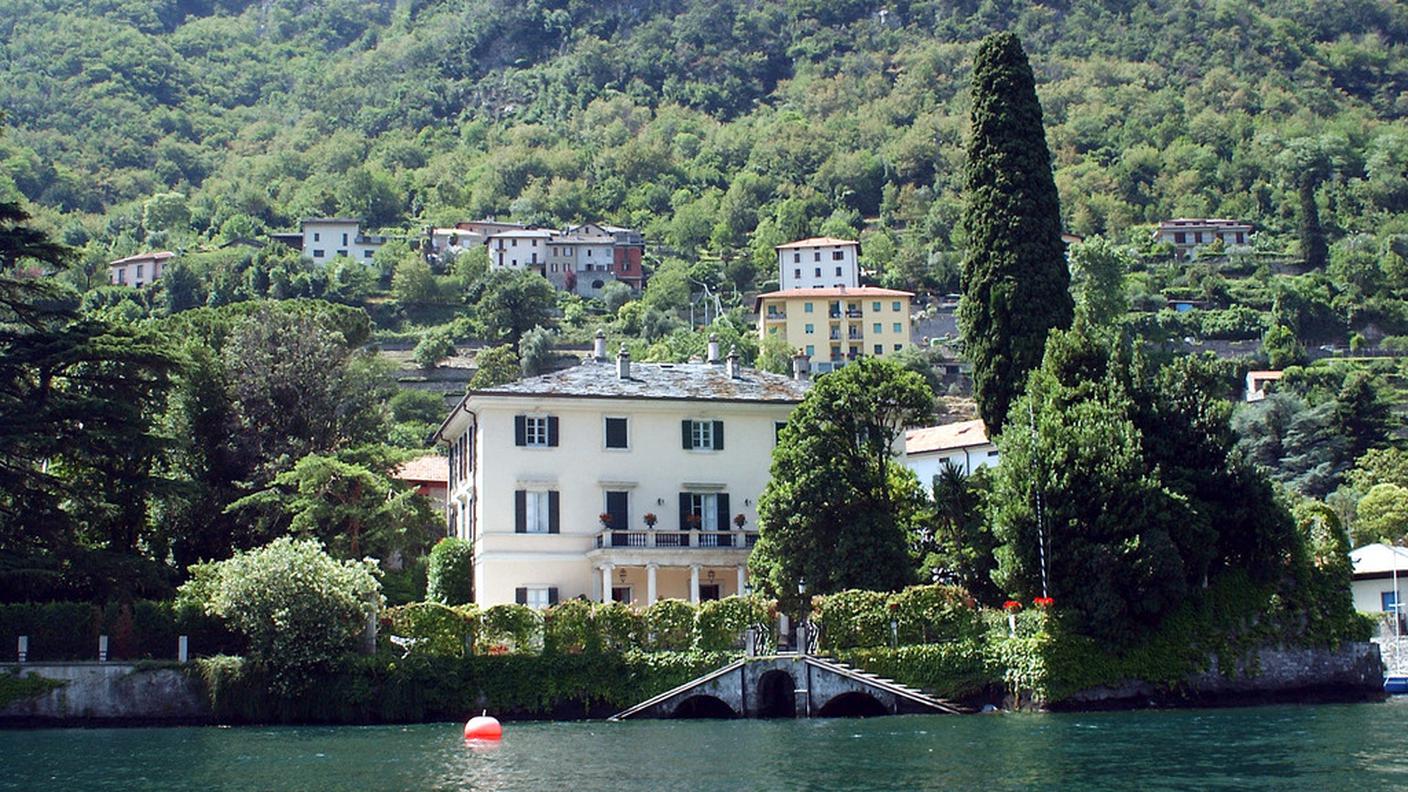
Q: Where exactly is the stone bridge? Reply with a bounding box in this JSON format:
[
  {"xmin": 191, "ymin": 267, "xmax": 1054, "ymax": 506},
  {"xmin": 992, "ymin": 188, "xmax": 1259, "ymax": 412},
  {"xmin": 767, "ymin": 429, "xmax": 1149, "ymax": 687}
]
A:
[{"xmin": 610, "ymin": 655, "xmax": 965, "ymax": 720}]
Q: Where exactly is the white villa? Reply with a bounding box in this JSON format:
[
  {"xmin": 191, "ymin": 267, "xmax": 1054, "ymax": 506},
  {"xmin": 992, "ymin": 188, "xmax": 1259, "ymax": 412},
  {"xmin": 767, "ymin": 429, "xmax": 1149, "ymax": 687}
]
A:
[
  {"xmin": 1351, "ymin": 543, "xmax": 1408, "ymax": 619},
  {"xmin": 904, "ymin": 419, "xmax": 998, "ymax": 491},
  {"xmin": 434, "ymin": 333, "xmax": 810, "ymax": 608},
  {"xmin": 1153, "ymin": 218, "xmax": 1252, "ymax": 260},
  {"xmin": 777, "ymin": 237, "xmax": 860, "ymax": 291},
  {"xmin": 487, "ymin": 228, "xmax": 555, "ymax": 276},
  {"xmin": 108, "ymin": 250, "xmax": 173, "ymax": 287},
  {"xmin": 271, "ymin": 218, "xmax": 388, "ymax": 264}
]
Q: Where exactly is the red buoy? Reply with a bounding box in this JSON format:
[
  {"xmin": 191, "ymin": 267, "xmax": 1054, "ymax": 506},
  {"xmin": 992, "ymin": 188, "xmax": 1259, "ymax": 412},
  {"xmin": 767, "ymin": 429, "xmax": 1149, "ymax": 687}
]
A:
[{"xmin": 464, "ymin": 715, "xmax": 502, "ymax": 741}]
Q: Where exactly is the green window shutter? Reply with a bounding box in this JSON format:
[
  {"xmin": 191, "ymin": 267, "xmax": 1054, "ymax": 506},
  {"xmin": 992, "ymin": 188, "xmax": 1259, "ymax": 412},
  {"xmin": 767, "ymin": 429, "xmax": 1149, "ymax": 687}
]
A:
[
  {"xmin": 681, "ymin": 420, "xmax": 693, "ymax": 449},
  {"xmin": 515, "ymin": 587, "xmax": 527, "ymax": 605},
  {"xmin": 548, "ymin": 587, "xmax": 559, "ymax": 605},
  {"xmin": 548, "ymin": 491, "xmax": 560, "ymax": 533},
  {"xmin": 713, "ymin": 420, "xmax": 724, "ymax": 450},
  {"xmin": 547, "ymin": 416, "xmax": 559, "ymax": 447},
  {"xmin": 514, "ymin": 416, "xmax": 527, "ymax": 446},
  {"xmin": 515, "ymin": 490, "xmax": 527, "ymax": 533},
  {"xmin": 679, "ymin": 492, "xmax": 691, "ymax": 531},
  {"xmin": 716, "ymin": 493, "xmax": 730, "ymax": 533}
]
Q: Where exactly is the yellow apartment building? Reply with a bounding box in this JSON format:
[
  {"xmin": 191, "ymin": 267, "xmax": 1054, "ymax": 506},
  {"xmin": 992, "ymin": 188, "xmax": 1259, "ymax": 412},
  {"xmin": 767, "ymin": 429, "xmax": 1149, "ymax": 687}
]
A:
[{"xmin": 755, "ymin": 286, "xmax": 914, "ymax": 373}]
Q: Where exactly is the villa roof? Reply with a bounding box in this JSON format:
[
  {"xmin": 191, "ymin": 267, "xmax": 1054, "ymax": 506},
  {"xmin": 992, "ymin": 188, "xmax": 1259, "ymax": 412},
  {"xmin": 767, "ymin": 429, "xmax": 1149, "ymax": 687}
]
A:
[
  {"xmin": 776, "ymin": 237, "xmax": 859, "ymax": 249},
  {"xmin": 302, "ymin": 217, "xmax": 364, "ymax": 225},
  {"xmin": 1156, "ymin": 218, "xmax": 1252, "ymax": 229},
  {"xmin": 110, "ymin": 250, "xmax": 175, "ymax": 267},
  {"xmin": 393, "ymin": 453, "xmax": 448, "ymax": 485},
  {"xmin": 468, "ymin": 360, "xmax": 809, "ymax": 404},
  {"xmin": 1351, "ymin": 544, "xmax": 1408, "ymax": 577},
  {"xmin": 1248, "ymin": 370, "xmax": 1284, "ymax": 380},
  {"xmin": 488, "ymin": 228, "xmax": 555, "ymax": 238},
  {"xmin": 905, "ymin": 419, "xmax": 991, "ymax": 455}
]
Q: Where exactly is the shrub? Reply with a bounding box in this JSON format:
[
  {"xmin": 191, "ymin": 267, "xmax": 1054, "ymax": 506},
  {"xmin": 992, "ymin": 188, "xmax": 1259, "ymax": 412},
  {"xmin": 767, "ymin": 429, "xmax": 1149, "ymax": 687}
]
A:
[
  {"xmin": 890, "ymin": 584, "xmax": 984, "ymax": 645},
  {"xmin": 544, "ymin": 599, "xmax": 596, "ymax": 654},
  {"xmin": 385, "ymin": 602, "xmax": 477, "ymax": 658},
  {"xmin": 593, "ymin": 601, "xmax": 644, "ymax": 651},
  {"xmin": 478, "ymin": 604, "xmax": 541, "ymax": 654},
  {"xmin": 425, "ymin": 538, "xmax": 472, "ymax": 605},
  {"xmin": 643, "ymin": 599, "xmax": 695, "ymax": 651},
  {"xmin": 695, "ymin": 595, "xmax": 767, "ymax": 651},
  {"xmin": 180, "ymin": 537, "xmax": 382, "ymax": 692},
  {"xmin": 813, "ymin": 589, "xmax": 892, "ymax": 650}
]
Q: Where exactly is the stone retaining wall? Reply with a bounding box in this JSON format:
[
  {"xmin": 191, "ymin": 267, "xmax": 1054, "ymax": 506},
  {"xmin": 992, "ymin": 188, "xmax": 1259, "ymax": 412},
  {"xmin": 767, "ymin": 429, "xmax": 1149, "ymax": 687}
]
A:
[
  {"xmin": 1052, "ymin": 642, "xmax": 1385, "ymax": 710},
  {"xmin": 1, "ymin": 664, "xmax": 210, "ymax": 726}
]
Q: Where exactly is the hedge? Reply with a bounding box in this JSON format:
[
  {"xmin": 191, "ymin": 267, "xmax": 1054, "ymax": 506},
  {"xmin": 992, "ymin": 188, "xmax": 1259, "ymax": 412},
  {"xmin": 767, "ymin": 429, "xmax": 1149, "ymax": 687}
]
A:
[
  {"xmin": 812, "ymin": 584, "xmax": 982, "ymax": 651},
  {"xmin": 0, "ymin": 601, "xmax": 242, "ymax": 662},
  {"xmin": 197, "ymin": 650, "xmax": 737, "ymax": 724}
]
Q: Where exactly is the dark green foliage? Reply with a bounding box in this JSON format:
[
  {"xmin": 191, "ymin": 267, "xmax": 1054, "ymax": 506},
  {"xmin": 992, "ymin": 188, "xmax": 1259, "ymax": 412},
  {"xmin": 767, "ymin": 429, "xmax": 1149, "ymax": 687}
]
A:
[
  {"xmin": 750, "ymin": 357, "xmax": 934, "ymax": 598},
  {"xmin": 473, "ymin": 270, "xmax": 556, "ymax": 348},
  {"xmin": 0, "ymin": 600, "xmax": 241, "ymax": 661},
  {"xmin": 920, "ymin": 464, "xmax": 1000, "ymax": 604},
  {"xmin": 958, "ymin": 32, "xmax": 1074, "ymax": 436},
  {"xmin": 425, "ymin": 538, "xmax": 472, "ymax": 606}
]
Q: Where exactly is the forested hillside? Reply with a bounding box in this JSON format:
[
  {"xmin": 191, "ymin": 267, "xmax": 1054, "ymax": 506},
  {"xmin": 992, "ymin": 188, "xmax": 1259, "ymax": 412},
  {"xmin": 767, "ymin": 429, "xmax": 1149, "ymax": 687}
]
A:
[{"xmin": 2, "ymin": 0, "xmax": 1407, "ymax": 289}]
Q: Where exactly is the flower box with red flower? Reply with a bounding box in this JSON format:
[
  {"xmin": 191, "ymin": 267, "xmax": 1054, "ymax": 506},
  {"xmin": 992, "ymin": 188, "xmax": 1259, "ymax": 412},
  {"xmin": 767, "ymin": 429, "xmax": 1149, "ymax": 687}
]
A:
[
  {"xmin": 1033, "ymin": 597, "xmax": 1055, "ymax": 608},
  {"xmin": 1003, "ymin": 600, "xmax": 1022, "ymax": 611}
]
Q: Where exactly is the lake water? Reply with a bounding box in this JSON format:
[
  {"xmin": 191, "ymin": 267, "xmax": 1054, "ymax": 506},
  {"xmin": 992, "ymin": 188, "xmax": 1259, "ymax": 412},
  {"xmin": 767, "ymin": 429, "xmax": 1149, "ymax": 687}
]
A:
[{"xmin": 5, "ymin": 701, "xmax": 1408, "ymax": 791}]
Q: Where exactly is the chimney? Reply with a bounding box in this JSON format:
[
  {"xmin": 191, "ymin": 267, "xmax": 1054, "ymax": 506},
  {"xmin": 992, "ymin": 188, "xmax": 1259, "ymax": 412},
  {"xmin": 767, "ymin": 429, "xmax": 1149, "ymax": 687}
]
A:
[
  {"xmin": 617, "ymin": 344, "xmax": 631, "ymax": 380},
  {"xmin": 725, "ymin": 346, "xmax": 741, "ymax": 379},
  {"xmin": 792, "ymin": 349, "xmax": 811, "ymax": 381},
  {"xmin": 707, "ymin": 333, "xmax": 721, "ymax": 364},
  {"xmin": 593, "ymin": 328, "xmax": 607, "ymax": 362}
]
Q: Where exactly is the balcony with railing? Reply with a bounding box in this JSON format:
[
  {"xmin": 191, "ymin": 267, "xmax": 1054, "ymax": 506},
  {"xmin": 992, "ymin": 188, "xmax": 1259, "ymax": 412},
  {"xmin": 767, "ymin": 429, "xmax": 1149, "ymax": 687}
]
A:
[
  {"xmin": 764, "ymin": 309, "xmax": 787, "ymax": 321},
  {"xmin": 593, "ymin": 529, "xmax": 759, "ymax": 550}
]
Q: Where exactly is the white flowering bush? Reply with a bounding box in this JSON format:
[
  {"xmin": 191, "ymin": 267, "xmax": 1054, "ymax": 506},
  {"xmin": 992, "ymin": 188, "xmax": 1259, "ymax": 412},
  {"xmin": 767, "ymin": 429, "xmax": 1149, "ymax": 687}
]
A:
[{"xmin": 181, "ymin": 537, "xmax": 382, "ymax": 691}]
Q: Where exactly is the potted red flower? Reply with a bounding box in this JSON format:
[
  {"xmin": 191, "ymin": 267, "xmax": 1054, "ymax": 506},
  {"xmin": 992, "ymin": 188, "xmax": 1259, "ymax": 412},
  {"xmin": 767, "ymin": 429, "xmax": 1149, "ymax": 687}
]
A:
[
  {"xmin": 1033, "ymin": 596, "xmax": 1055, "ymax": 608},
  {"xmin": 1002, "ymin": 600, "xmax": 1022, "ymax": 611},
  {"xmin": 599, "ymin": 512, "xmax": 613, "ymax": 528},
  {"xmin": 642, "ymin": 512, "xmax": 658, "ymax": 529}
]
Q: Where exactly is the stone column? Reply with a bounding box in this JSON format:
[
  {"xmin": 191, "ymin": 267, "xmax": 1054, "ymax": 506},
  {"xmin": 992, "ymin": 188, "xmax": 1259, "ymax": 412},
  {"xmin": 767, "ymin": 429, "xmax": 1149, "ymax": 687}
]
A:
[
  {"xmin": 601, "ymin": 564, "xmax": 614, "ymax": 603},
  {"xmin": 646, "ymin": 563, "xmax": 658, "ymax": 605},
  {"xmin": 689, "ymin": 564, "xmax": 701, "ymax": 604},
  {"xmin": 736, "ymin": 565, "xmax": 747, "ymax": 597}
]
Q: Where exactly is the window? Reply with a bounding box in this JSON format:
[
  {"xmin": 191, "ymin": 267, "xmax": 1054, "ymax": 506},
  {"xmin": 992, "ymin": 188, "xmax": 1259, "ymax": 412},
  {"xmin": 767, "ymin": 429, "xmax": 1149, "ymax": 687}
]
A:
[
  {"xmin": 1174, "ymin": 232, "xmax": 1186, "ymax": 244},
  {"xmin": 611, "ymin": 586, "xmax": 632, "ymax": 603},
  {"xmin": 136, "ymin": 264, "xmax": 145, "ymax": 279},
  {"xmin": 699, "ymin": 584, "xmax": 721, "ymax": 601},
  {"xmin": 337, "ymin": 249, "xmax": 347, "ymax": 257},
  {"xmin": 511, "ymin": 239, "xmax": 518, "ymax": 247},
  {"xmin": 682, "ymin": 420, "xmax": 724, "ymax": 451},
  {"xmin": 363, "ymin": 250, "xmax": 373, "ymax": 259},
  {"xmin": 793, "ymin": 252, "xmax": 800, "ymax": 263},
  {"xmin": 835, "ymin": 267, "xmax": 842, "ymax": 276},
  {"xmin": 774, "ymin": 421, "xmax": 787, "ymax": 444},
  {"xmin": 516, "ymin": 586, "xmax": 556, "ymax": 609},
  {"xmin": 1384, "ymin": 592, "xmax": 1401, "ymax": 613},
  {"xmin": 814, "ymin": 267, "xmax": 821, "ymax": 277},
  {"xmin": 515, "ymin": 415, "xmax": 559, "ymax": 447},
  {"xmin": 604, "ymin": 417, "xmax": 629, "ymax": 449},
  {"xmin": 832, "ymin": 250, "xmax": 844, "ymax": 261},
  {"xmin": 117, "ymin": 269, "xmax": 126, "ymax": 284},
  {"xmin": 515, "ymin": 490, "xmax": 559, "ymax": 534},
  {"xmin": 804, "ymin": 302, "xmax": 814, "ymax": 313},
  {"xmin": 874, "ymin": 344, "xmax": 883, "ymax": 355},
  {"xmin": 769, "ymin": 327, "xmax": 777, "ymax": 334},
  {"xmin": 313, "ymin": 249, "xmax": 325, "ymax": 258},
  {"xmin": 873, "ymin": 323, "xmax": 882, "ymax": 333},
  {"xmin": 682, "ymin": 492, "xmax": 725, "ymax": 531},
  {"xmin": 805, "ymin": 344, "xmax": 814, "ymax": 356},
  {"xmin": 872, "ymin": 302, "xmax": 881, "ymax": 312},
  {"xmin": 805, "ymin": 323, "xmax": 814, "ymax": 334},
  {"xmin": 1236, "ymin": 232, "xmax": 1245, "ymax": 244},
  {"xmin": 591, "ymin": 279, "xmax": 604, "ymax": 289},
  {"xmin": 794, "ymin": 268, "xmax": 801, "ymax": 279},
  {"xmin": 604, "ymin": 490, "xmax": 629, "ymax": 531},
  {"xmin": 893, "ymin": 323, "xmax": 902, "ymax": 333},
  {"xmin": 894, "ymin": 344, "xmax": 903, "ymax": 351},
  {"xmin": 813, "ymin": 251, "xmax": 821, "ymax": 262},
  {"xmin": 341, "ymin": 233, "xmax": 348, "ymax": 245},
  {"xmin": 313, "ymin": 232, "xmax": 321, "ymax": 242}
]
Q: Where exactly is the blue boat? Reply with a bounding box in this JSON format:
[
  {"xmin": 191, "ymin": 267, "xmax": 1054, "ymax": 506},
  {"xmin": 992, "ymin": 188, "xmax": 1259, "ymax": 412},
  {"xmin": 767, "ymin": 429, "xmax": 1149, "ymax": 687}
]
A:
[{"xmin": 1384, "ymin": 675, "xmax": 1408, "ymax": 695}]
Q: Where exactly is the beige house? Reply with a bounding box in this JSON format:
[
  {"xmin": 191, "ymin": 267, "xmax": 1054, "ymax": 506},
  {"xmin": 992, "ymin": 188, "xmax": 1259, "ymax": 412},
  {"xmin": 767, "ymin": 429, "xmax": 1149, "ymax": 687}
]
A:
[
  {"xmin": 904, "ymin": 419, "xmax": 998, "ymax": 492},
  {"xmin": 108, "ymin": 251, "xmax": 174, "ymax": 287},
  {"xmin": 1153, "ymin": 218, "xmax": 1252, "ymax": 260},
  {"xmin": 434, "ymin": 335, "xmax": 810, "ymax": 608},
  {"xmin": 756, "ymin": 286, "xmax": 913, "ymax": 373},
  {"xmin": 776, "ymin": 237, "xmax": 860, "ymax": 290}
]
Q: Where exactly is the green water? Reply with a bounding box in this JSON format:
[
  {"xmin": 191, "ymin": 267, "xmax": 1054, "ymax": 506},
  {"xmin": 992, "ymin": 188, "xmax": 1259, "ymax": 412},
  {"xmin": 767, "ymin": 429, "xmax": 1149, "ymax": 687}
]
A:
[{"xmin": 5, "ymin": 701, "xmax": 1408, "ymax": 791}]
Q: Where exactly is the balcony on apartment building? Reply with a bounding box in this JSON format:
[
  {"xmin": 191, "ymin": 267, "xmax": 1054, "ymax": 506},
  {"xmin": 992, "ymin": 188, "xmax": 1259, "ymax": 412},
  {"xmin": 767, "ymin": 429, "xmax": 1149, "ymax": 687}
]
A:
[{"xmin": 764, "ymin": 308, "xmax": 787, "ymax": 321}]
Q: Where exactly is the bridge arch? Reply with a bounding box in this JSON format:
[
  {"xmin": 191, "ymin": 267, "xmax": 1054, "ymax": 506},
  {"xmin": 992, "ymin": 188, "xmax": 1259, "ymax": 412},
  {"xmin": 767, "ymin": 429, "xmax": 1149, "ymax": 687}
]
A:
[
  {"xmin": 670, "ymin": 694, "xmax": 737, "ymax": 719},
  {"xmin": 816, "ymin": 691, "xmax": 889, "ymax": 718},
  {"xmin": 755, "ymin": 669, "xmax": 796, "ymax": 718}
]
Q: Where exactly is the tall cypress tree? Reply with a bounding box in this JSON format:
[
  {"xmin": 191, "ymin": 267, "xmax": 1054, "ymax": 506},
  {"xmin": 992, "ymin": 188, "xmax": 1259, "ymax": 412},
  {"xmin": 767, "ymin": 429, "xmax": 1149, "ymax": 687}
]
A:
[{"xmin": 958, "ymin": 32, "xmax": 1073, "ymax": 436}]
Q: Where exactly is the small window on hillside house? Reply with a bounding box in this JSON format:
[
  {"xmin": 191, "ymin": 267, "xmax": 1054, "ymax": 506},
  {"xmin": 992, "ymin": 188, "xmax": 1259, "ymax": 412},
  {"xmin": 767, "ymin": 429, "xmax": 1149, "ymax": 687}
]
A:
[{"xmin": 605, "ymin": 417, "xmax": 629, "ymax": 449}]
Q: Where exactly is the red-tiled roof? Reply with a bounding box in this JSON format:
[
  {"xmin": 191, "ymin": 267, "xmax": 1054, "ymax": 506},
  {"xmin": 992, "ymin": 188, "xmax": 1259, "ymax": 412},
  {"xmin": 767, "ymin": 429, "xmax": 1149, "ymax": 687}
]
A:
[
  {"xmin": 905, "ymin": 419, "xmax": 991, "ymax": 455},
  {"xmin": 394, "ymin": 453, "xmax": 448, "ymax": 484},
  {"xmin": 109, "ymin": 251, "xmax": 175, "ymax": 267},
  {"xmin": 757, "ymin": 286, "xmax": 913, "ymax": 299},
  {"xmin": 775, "ymin": 237, "xmax": 859, "ymax": 249}
]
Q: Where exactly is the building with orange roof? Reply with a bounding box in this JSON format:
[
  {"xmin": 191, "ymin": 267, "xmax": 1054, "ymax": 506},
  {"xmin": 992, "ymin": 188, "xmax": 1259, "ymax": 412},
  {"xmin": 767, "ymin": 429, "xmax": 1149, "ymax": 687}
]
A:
[
  {"xmin": 776, "ymin": 236, "xmax": 860, "ymax": 290},
  {"xmin": 755, "ymin": 285, "xmax": 913, "ymax": 374},
  {"xmin": 393, "ymin": 452, "xmax": 450, "ymax": 522},
  {"xmin": 903, "ymin": 419, "xmax": 998, "ymax": 490}
]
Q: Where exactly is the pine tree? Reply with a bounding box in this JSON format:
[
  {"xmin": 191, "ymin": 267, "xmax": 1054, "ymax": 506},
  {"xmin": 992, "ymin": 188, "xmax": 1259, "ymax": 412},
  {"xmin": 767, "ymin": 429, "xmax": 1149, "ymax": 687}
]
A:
[{"xmin": 958, "ymin": 32, "xmax": 1073, "ymax": 436}]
